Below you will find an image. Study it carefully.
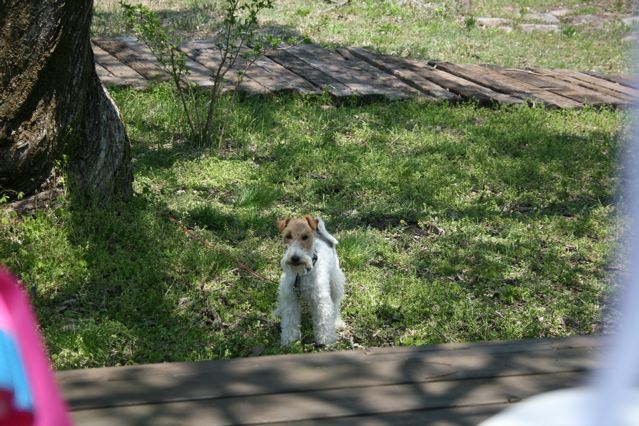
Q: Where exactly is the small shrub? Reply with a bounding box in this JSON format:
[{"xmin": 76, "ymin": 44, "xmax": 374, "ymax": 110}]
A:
[
  {"xmin": 120, "ymin": 0, "xmax": 274, "ymax": 148},
  {"xmin": 464, "ymin": 16, "xmax": 476, "ymax": 30}
]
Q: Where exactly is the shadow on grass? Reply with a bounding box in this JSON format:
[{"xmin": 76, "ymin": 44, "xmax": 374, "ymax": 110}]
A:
[
  {"xmin": 236, "ymin": 100, "xmax": 618, "ymax": 230},
  {"xmin": 32, "ymin": 190, "xmax": 277, "ymax": 368}
]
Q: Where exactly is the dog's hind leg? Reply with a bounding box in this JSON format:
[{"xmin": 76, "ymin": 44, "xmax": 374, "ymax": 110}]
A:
[
  {"xmin": 330, "ymin": 267, "xmax": 346, "ymax": 330},
  {"xmin": 311, "ymin": 271, "xmax": 338, "ymax": 345}
]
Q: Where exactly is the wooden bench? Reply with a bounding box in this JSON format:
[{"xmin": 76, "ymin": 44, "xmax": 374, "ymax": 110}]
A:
[{"xmin": 57, "ymin": 335, "xmax": 600, "ymax": 425}]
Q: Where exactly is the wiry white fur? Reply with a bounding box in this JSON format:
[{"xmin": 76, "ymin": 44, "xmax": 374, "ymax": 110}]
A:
[{"xmin": 275, "ymin": 217, "xmax": 345, "ymax": 346}]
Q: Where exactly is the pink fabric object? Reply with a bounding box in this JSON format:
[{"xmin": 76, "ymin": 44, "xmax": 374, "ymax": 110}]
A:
[{"xmin": 0, "ymin": 267, "xmax": 73, "ymax": 426}]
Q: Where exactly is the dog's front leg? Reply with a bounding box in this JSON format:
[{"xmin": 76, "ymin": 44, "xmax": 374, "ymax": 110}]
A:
[
  {"xmin": 277, "ymin": 272, "xmax": 301, "ymax": 345},
  {"xmin": 311, "ymin": 271, "xmax": 337, "ymax": 345}
]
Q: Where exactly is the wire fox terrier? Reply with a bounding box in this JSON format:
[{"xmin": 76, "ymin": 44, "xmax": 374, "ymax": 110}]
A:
[{"xmin": 274, "ymin": 216, "xmax": 345, "ymax": 346}]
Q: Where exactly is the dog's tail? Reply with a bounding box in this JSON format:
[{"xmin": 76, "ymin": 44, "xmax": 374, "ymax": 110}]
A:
[{"xmin": 316, "ymin": 217, "xmax": 338, "ymax": 248}]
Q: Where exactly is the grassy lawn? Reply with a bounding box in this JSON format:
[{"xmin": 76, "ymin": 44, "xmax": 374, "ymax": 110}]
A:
[
  {"xmin": 0, "ymin": 1, "xmax": 629, "ymax": 369},
  {"xmin": 0, "ymin": 86, "xmax": 622, "ymax": 368}
]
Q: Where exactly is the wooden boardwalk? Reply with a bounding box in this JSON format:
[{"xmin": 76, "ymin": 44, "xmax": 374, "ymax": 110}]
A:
[
  {"xmin": 92, "ymin": 37, "xmax": 637, "ymax": 108},
  {"xmin": 57, "ymin": 335, "xmax": 600, "ymax": 425}
]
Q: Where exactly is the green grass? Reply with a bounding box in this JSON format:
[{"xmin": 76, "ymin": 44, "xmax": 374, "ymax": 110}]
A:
[
  {"xmin": 0, "ymin": 85, "xmax": 622, "ymax": 368},
  {"xmin": 260, "ymin": 0, "xmax": 631, "ymax": 73},
  {"xmin": 93, "ymin": 0, "xmax": 635, "ymax": 73}
]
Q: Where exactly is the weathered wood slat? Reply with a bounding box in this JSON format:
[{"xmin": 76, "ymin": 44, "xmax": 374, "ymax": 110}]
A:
[
  {"xmin": 184, "ymin": 40, "xmax": 322, "ymax": 94},
  {"xmin": 416, "ymin": 62, "xmax": 523, "ymax": 105},
  {"xmin": 90, "ymin": 37, "xmax": 628, "ymax": 109},
  {"xmin": 555, "ymin": 70, "xmax": 639, "ymax": 99},
  {"xmin": 114, "ymin": 37, "xmax": 218, "ymax": 88},
  {"xmin": 94, "ymin": 63, "xmax": 124, "ymax": 87},
  {"xmin": 93, "ymin": 38, "xmax": 168, "ymax": 81},
  {"xmin": 179, "ymin": 41, "xmax": 270, "ymax": 95},
  {"xmin": 266, "ymin": 403, "xmax": 509, "ymax": 426},
  {"xmin": 284, "ymin": 44, "xmax": 421, "ymax": 100},
  {"xmin": 583, "ymin": 71, "xmax": 639, "ymax": 89},
  {"xmin": 58, "ymin": 336, "xmax": 599, "ymax": 411},
  {"xmin": 529, "ymin": 67, "xmax": 635, "ymax": 103},
  {"xmin": 181, "ymin": 55, "xmax": 217, "ymax": 87},
  {"xmin": 346, "ymin": 48, "xmax": 457, "ymax": 101},
  {"xmin": 91, "ymin": 44, "xmax": 147, "ymax": 88},
  {"xmin": 68, "ymin": 371, "xmax": 585, "ymax": 426},
  {"xmin": 431, "ymin": 62, "xmax": 582, "ymax": 108},
  {"xmin": 267, "ymin": 48, "xmax": 355, "ymax": 97},
  {"xmin": 253, "ymin": 55, "xmax": 323, "ymax": 95},
  {"xmin": 491, "ymin": 66, "xmax": 624, "ymax": 106},
  {"xmin": 335, "ymin": 47, "xmax": 438, "ymax": 101},
  {"xmin": 57, "ymin": 336, "xmax": 598, "ymax": 382},
  {"xmin": 332, "ymin": 46, "xmax": 430, "ymax": 99}
]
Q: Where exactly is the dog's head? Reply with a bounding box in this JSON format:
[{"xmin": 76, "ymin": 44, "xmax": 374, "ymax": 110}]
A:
[{"xmin": 277, "ymin": 215, "xmax": 319, "ymax": 273}]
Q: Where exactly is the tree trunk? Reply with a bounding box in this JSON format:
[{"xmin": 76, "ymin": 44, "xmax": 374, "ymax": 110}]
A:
[{"xmin": 0, "ymin": 0, "xmax": 132, "ymax": 200}]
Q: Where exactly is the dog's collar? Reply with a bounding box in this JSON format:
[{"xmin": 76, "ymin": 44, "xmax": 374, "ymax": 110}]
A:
[{"xmin": 294, "ymin": 250, "xmax": 319, "ymax": 291}]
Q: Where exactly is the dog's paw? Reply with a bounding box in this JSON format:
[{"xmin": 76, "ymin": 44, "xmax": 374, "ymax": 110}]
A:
[
  {"xmin": 315, "ymin": 334, "xmax": 337, "ymax": 346},
  {"xmin": 280, "ymin": 329, "xmax": 301, "ymax": 346}
]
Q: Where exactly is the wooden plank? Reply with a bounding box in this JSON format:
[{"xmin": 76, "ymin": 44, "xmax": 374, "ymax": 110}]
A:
[
  {"xmin": 529, "ymin": 67, "xmax": 633, "ymax": 102},
  {"xmin": 338, "ymin": 50, "xmax": 520, "ymax": 105},
  {"xmin": 93, "ymin": 38, "xmax": 168, "ymax": 81},
  {"xmin": 333, "ymin": 46, "xmax": 430, "ymax": 99},
  {"xmin": 91, "ymin": 43, "xmax": 147, "ymax": 88},
  {"xmin": 253, "ymin": 55, "xmax": 322, "ymax": 95},
  {"xmin": 583, "ymin": 71, "xmax": 639, "ymax": 89},
  {"xmin": 430, "ymin": 62, "xmax": 582, "ymax": 109},
  {"xmin": 58, "ymin": 336, "xmax": 598, "ymax": 382},
  {"xmin": 58, "ymin": 337, "xmax": 599, "ymax": 411},
  {"xmin": 562, "ymin": 70, "xmax": 639, "ymax": 98},
  {"xmin": 68, "ymin": 371, "xmax": 585, "ymax": 426},
  {"xmin": 95, "ymin": 62, "xmax": 114, "ymax": 78},
  {"xmin": 266, "ymin": 403, "xmax": 509, "ymax": 426},
  {"xmin": 183, "ymin": 40, "xmax": 321, "ymax": 94},
  {"xmin": 346, "ymin": 48, "xmax": 456, "ymax": 101},
  {"xmin": 179, "ymin": 41, "xmax": 270, "ymax": 95},
  {"xmin": 101, "ymin": 36, "xmax": 216, "ymax": 88},
  {"xmin": 529, "ymin": 67, "xmax": 638, "ymax": 102},
  {"xmin": 94, "ymin": 63, "xmax": 125, "ymax": 87},
  {"xmin": 416, "ymin": 62, "xmax": 523, "ymax": 105},
  {"xmin": 361, "ymin": 335, "xmax": 599, "ymax": 355},
  {"xmin": 188, "ymin": 41, "xmax": 287, "ymax": 93},
  {"xmin": 490, "ymin": 66, "xmax": 624, "ymax": 107},
  {"xmin": 267, "ymin": 48, "xmax": 355, "ymax": 97},
  {"xmin": 284, "ymin": 44, "xmax": 422, "ymax": 100},
  {"xmin": 182, "ymin": 55, "xmax": 217, "ymax": 88}
]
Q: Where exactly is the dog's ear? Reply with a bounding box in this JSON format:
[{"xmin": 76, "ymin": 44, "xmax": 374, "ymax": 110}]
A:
[
  {"xmin": 277, "ymin": 218, "xmax": 290, "ymax": 233},
  {"xmin": 304, "ymin": 215, "xmax": 319, "ymax": 231}
]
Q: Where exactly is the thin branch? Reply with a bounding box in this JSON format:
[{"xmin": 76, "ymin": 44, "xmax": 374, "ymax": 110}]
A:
[
  {"xmin": 169, "ymin": 48, "xmax": 196, "ymax": 138},
  {"xmin": 202, "ymin": 0, "xmax": 241, "ymax": 143}
]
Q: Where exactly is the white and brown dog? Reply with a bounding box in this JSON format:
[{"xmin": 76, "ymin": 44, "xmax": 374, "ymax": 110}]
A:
[{"xmin": 274, "ymin": 216, "xmax": 345, "ymax": 346}]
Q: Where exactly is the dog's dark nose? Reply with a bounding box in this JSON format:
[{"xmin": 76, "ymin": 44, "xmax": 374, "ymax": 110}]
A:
[{"xmin": 291, "ymin": 255, "xmax": 300, "ymax": 264}]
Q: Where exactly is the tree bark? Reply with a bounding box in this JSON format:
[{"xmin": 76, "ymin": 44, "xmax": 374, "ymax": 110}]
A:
[{"xmin": 0, "ymin": 0, "xmax": 132, "ymax": 200}]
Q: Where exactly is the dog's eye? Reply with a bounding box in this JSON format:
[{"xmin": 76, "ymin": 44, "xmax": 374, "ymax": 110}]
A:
[
  {"xmin": 285, "ymin": 234, "xmax": 292, "ymax": 239},
  {"xmin": 302, "ymin": 235, "xmax": 308, "ymax": 240}
]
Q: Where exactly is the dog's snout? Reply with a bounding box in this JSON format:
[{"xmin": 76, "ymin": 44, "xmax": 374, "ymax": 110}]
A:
[{"xmin": 291, "ymin": 255, "xmax": 300, "ymax": 264}]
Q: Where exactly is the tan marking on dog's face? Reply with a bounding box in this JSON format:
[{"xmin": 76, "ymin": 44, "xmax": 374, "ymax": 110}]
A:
[{"xmin": 278, "ymin": 217, "xmax": 316, "ymax": 251}]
